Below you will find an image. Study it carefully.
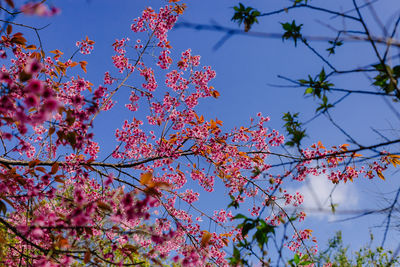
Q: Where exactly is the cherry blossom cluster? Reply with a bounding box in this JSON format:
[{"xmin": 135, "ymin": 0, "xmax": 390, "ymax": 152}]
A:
[
  {"xmin": 21, "ymin": 2, "xmax": 60, "ymax": 16},
  {"xmin": 287, "ymin": 229, "xmax": 318, "ymax": 257},
  {"xmin": 0, "ymin": 2, "xmax": 393, "ymax": 266},
  {"xmin": 76, "ymin": 36, "xmax": 95, "ymax": 55}
]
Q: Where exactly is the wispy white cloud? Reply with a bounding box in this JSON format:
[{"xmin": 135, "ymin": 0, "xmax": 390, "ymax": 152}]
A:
[{"xmin": 290, "ymin": 174, "xmax": 359, "ymax": 219}]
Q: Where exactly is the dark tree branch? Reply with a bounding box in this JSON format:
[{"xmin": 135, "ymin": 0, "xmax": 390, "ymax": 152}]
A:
[
  {"xmin": 352, "ymin": 0, "xmax": 400, "ymax": 97},
  {"xmin": 260, "ymin": 4, "xmax": 360, "ymax": 21},
  {"xmin": 383, "ymin": 14, "xmax": 400, "ymax": 62},
  {"xmin": 0, "ymin": 151, "xmax": 194, "ymax": 169},
  {"xmin": 381, "ymin": 186, "xmax": 400, "ymax": 246}
]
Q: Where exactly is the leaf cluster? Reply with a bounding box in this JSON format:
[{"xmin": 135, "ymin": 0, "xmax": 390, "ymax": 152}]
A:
[
  {"xmin": 281, "ymin": 20, "xmax": 303, "ymax": 46},
  {"xmin": 283, "ymin": 112, "xmax": 307, "ymax": 147},
  {"xmin": 327, "ymin": 40, "xmax": 343, "ymax": 55},
  {"xmin": 373, "ymin": 63, "xmax": 400, "ymax": 99},
  {"xmin": 229, "ymin": 214, "xmax": 275, "ymax": 266},
  {"xmin": 288, "ymin": 253, "xmax": 313, "ymax": 266},
  {"xmin": 232, "ymin": 3, "xmax": 261, "ymax": 32},
  {"xmin": 299, "ymin": 68, "xmax": 334, "ymax": 112},
  {"xmin": 293, "ymin": 0, "xmax": 309, "ymax": 5},
  {"xmin": 314, "ymin": 231, "xmax": 400, "ymax": 266}
]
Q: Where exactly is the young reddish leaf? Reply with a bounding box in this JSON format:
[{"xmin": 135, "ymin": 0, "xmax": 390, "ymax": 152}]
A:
[
  {"xmin": 85, "ymin": 36, "xmax": 95, "ymax": 45},
  {"xmin": 26, "ymin": 44, "xmax": 36, "ymax": 50},
  {"xmin": 376, "ymin": 170, "xmax": 385, "ymax": 180},
  {"xmin": 57, "ymin": 238, "xmax": 69, "ymax": 249},
  {"xmin": 28, "ymin": 159, "xmax": 41, "ymax": 168},
  {"xmin": 50, "ymin": 49, "xmax": 64, "ymax": 55},
  {"xmin": 66, "ymin": 132, "xmax": 76, "ymax": 147},
  {"xmin": 69, "ymin": 61, "xmax": 78, "ymax": 67},
  {"xmin": 19, "ymin": 71, "xmax": 31, "ymax": 82},
  {"xmin": 15, "ymin": 176, "xmax": 26, "ymax": 186},
  {"xmin": 173, "ymin": 3, "xmax": 186, "ymax": 14},
  {"xmin": 84, "ymin": 250, "xmax": 91, "ymax": 264},
  {"xmin": 48, "ymin": 127, "xmax": 55, "ymax": 136},
  {"xmin": 340, "ymin": 144, "xmax": 349, "ymax": 151},
  {"xmin": 140, "ymin": 172, "xmax": 153, "ymax": 186},
  {"xmin": 11, "ymin": 33, "xmax": 26, "ymax": 45},
  {"xmin": 6, "ymin": 25, "xmax": 12, "ymax": 35},
  {"xmin": 50, "ymin": 162, "xmax": 59, "ymax": 174},
  {"xmin": 210, "ymin": 119, "xmax": 217, "ymax": 129},
  {"xmin": 35, "ymin": 166, "xmax": 47, "ymax": 173},
  {"xmin": 152, "ymin": 181, "xmax": 171, "ymax": 190},
  {"xmin": 31, "ymin": 51, "xmax": 41, "ymax": 60},
  {"xmin": 79, "ymin": 61, "xmax": 88, "ymax": 73},
  {"xmin": 54, "ymin": 175, "xmax": 65, "ymax": 184},
  {"xmin": 211, "ymin": 90, "xmax": 220, "ymax": 98},
  {"xmin": 200, "ymin": 231, "xmax": 212, "ymax": 247},
  {"xmin": 5, "ymin": 0, "xmax": 14, "ymax": 8}
]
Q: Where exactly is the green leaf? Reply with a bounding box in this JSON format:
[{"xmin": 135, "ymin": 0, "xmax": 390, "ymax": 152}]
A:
[
  {"xmin": 233, "ymin": 213, "xmax": 247, "ymax": 220},
  {"xmin": 319, "ymin": 68, "xmax": 326, "ymax": 81},
  {"xmin": 305, "ymin": 87, "xmax": 313, "ymax": 94},
  {"xmin": 66, "ymin": 132, "xmax": 77, "ymax": 147},
  {"xmin": 242, "ymin": 222, "xmax": 255, "ymax": 237},
  {"xmin": 231, "ymin": 3, "xmax": 261, "ymax": 32},
  {"xmin": 281, "ymin": 20, "xmax": 303, "ymax": 46},
  {"xmin": 0, "ymin": 200, "xmax": 6, "ymax": 215},
  {"xmin": 294, "ymin": 253, "xmax": 300, "ymax": 264}
]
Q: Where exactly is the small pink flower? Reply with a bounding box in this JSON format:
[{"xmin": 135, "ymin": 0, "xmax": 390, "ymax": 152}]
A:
[
  {"xmin": 43, "ymin": 98, "xmax": 59, "ymax": 112},
  {"xmin": 24, "ymin": 94, "xmax": 39, "ymax": 107},
  {"xmin": 42, "ymin": 86, "xmax": 53, "ymax": 99},
  {"xmin": 1, "ymin": 132, "xmax": 12, "ymax": 140},
  {"xmin": 122, "ymin": 193, "xmax": 133, "ymax": 208},
  {"xmin": 71, "ymin": 95, "xmax": 84, "ymax": 106},
  {"xmin": 21, "ymin": 3, "xmax": 48, "ymax": 16},
  {"xmin": 21, "ymin": 3, "xmax": 59, "ymax": 16},
  {"xmin": 24, "ymin": 59, "xmax": 42, "ymax": 74},
  {"xmin": 31, "ymin": 227, "xmax": 44, "ymax": 239},
  {"xmin": 0, "ymin": 72, "xmax": 11, "ymax": 84},
  {"xmin": 27, "ymin": 79, "xmax": 44, "ymax": 94},
  {"xmin": 105, "ymin": 174, "xmax": 114, "ymax": 187},
  {"xmin": 0, "ymin": 50, "xmax": 6, "ymax": 59},
  {"xmin": 60, "ymin": 256, "xmax": 73, "ymax": 265}
]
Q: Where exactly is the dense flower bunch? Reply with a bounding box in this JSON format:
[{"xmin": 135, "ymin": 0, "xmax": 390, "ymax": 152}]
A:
[{"xmin": 0, "ymin": 1, "xmax": 392, "ymax": 266}]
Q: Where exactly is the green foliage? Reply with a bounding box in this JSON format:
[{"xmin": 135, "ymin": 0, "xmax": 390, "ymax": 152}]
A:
[
  {"xmin": 316, "ymin": 94, "xmax": 334, "ymax": 112},
  {"xmin": 283, "ymin": 112, "xmax": 307, "ymax": 147},
  {"xmin": 232, "ymin": 3, "xmax": 261, "ymax": 32},
  {"xmin": 228, "ymin": 214, "xmax": 275, "ymax": 266},
  {"xmin": 299, "ymin": 68, "xmax": 334, "ymax": 112},
  {"xmin": 227, "ymin": 1, "xmax": 400, "ymax": 266},
  {"xmin": 281, "ymin": 20, "xmax": 303, "ymax": 46},
  {"xmin": 288, "ymin": 253, "xmax": 313, "ymax": 266},
  {"xmin": 293, "ymin": 0, "xmax": 309, "ymax": 5},
  {"xmin": 0, "ymin": 224, "xmax": 19, "ymax": 263},
  {"xmin": 326, "ymin": 40, "xmax": 343, "ymax": 55},
  {"xmin": 373, "ymin": 63, "xmax": 400, "ymax": 98},
  {"xmin": 314, "ymin": 231, "xmax": 400, "ymax": 266}
]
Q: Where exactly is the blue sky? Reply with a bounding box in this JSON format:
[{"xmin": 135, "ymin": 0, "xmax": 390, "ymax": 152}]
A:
[{"xmin": 15, "ymin": 0, "xmax": 400, "ymax": 262}]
